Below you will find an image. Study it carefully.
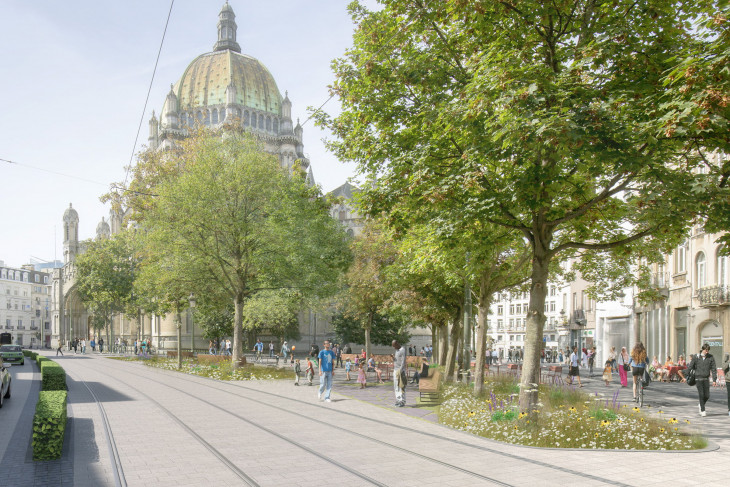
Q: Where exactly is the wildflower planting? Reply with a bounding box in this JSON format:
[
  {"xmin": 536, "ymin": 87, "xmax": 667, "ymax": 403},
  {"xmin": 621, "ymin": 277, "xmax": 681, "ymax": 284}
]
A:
[
  {"xmin": 119, "ymin": 356, "xmax": 294, "ymax": 381},
  {"xmin": 439, "ymin": 377, "xmax": 706, "ymax": 450}
]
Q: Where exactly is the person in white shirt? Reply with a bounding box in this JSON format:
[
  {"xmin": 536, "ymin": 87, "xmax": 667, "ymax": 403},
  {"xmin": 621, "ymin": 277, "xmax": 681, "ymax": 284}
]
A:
[
  {"xmin": 392, "ymin": 340, "xmax": 407, "ymax": 407},
  {"xmin": 568, "ymin": 346, "xmax": 583, "ymax": 387}
]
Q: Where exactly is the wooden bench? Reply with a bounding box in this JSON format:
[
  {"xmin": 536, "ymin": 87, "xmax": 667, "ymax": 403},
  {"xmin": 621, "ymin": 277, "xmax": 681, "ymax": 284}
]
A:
[
  {"xmin": 418, "ymin": 368, "xmax": 441, "ymax": 402},
  {"xmin": 541, "ymin": 365, "xmax": 563, "ymax": 385},
  {"xmin": 166, "ymin": 351, "xmax": 195, "ymax": 359}
]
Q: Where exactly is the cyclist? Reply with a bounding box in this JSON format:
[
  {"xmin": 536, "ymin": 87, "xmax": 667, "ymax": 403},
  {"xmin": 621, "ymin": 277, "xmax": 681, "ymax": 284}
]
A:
[{"xmin": 629, "ymin": 342, "xmax": 649, "ymax": 402}]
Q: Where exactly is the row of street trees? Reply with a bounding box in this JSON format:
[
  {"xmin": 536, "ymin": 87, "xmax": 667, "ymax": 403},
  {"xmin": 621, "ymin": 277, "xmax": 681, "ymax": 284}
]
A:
[{"xmin": 319, "ymin": 0, "xmax": 728, "ymax": 413}]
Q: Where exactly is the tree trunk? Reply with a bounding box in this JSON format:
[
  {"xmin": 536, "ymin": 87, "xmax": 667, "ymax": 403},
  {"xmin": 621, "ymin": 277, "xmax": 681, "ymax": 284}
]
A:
[
  {"xmin": 519, "ymin": 240, "xmax": 552, "ymax": 415},
  {"xmin": 456, "ymin": 326, "xmax": 464, "ymax": 382},
  {"xmin": 444, "ymin": 308, "xmax": 462, "ymax": 382},
  {"xmin": 364, "ymin": 311, "xmax": 374, "ymax": 358},
  {"xmin": 175, "ymin": 310, "xmax": 182, "ymax": 369},
  {"xmin": 474, "ymin": 272, "xmax": 492, "ymax": 396},
  {"xmin": 431, "ymin": 324, "xmax": 438, "ymax": 362},
  {"xmin": 232, "ymin": 294, "xmax": 244, "ymax": 369},
  {"xmin": 438, "ymin": 322, "xmax": 448, "ymax": 366}
]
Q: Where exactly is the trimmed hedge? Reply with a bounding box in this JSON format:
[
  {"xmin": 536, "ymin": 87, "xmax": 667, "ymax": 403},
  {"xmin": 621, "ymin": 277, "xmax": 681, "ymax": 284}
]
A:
[
  {"xmin": 30, "ymin": 352, "xmax": 38, "ymax": 361},
  {"xmin": 41, "ymin": 361, "xmax": 67, "ymax": 391},
  {"xmin": 36, "ymin": 355, "xmax": 48, "ymax": 366},
  {"xmin": 32, "ymin": 391, "xmax": 67, "ymax": 461},
  {"xmin": 23, "ymin": 350, "xmax": 32, "ymax": 357}
]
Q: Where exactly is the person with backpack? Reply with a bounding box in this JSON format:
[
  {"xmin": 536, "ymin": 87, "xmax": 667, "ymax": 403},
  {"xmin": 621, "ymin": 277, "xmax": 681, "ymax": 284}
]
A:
[
  {"xmin": 629, "ymin": 342, "xmax": 649, "ymax": 402},
  {"xmin": 688, "ymin": 343, "xmax": 717, "ymax": 417}
]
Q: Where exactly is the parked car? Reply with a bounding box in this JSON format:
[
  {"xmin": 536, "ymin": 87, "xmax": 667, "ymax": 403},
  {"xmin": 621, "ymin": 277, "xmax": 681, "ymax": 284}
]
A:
[
  {"xmin": 0, "ymin": 357, "xmax": 10, "ymax": 408},
  {"xmin": 0, "ymin": 345, "xmax": 24, "ymax": 365}
]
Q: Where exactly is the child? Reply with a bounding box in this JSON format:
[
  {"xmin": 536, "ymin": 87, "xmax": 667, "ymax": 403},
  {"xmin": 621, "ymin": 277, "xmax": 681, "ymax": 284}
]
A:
[
  {"xmin": 603, "ymin": 359, "xmax": 612, "ymax": 386},
  {"xmin": 294, "ymin": 359, "xmax": 301, "ymax": 386},
  {"xmin": 357, "ymin": 361, "xmax": 367, "ymax": 389},
  {"xmin": 305, "ymin": 357, "xmax": 314, "ymax": 386},
  {"xmin": 345, "ymin": 358, "xmax": 352, "ymax": 381}
]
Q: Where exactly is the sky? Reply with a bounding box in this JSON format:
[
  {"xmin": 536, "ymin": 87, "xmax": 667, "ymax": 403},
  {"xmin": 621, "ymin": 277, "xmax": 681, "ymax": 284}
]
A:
[{"xmin": 0, "ymin": 0, "xmax": 369, "ymax": 269}]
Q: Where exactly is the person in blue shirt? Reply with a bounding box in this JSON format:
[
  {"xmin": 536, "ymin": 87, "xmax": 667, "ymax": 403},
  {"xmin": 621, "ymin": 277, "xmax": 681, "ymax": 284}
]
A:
[{"xmin": 318, "ymin": 340, "xmax": 336, "ymax": 402}]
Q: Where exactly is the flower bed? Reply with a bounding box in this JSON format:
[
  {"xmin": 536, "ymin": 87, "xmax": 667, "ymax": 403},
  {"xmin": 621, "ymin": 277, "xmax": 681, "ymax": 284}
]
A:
[
  {"xmin": 438, "ymin": 377, "xmax": 706, "ymax": 450},
  {"xmin": 115, "ymin": 356, "xmax": 293, "ymax": 381}
]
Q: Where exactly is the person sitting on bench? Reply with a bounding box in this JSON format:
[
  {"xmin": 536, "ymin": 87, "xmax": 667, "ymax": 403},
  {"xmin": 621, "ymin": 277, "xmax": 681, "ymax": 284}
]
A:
[{"xmin": 411, "ymin": 358, "xmax": 430, "ymax": 384}]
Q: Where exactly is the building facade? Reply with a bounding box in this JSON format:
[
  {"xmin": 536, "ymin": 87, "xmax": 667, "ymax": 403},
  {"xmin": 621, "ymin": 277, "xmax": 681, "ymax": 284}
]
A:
[{"xmin": 1, "ymin": 261, "xmax": 51, "ymax": 347}]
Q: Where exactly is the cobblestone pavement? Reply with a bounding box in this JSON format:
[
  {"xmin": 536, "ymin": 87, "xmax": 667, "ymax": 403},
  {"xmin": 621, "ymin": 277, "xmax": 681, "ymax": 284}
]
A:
[{"xmin": 1, "ymin": 354, "xmax": 729, "ymax": 487}]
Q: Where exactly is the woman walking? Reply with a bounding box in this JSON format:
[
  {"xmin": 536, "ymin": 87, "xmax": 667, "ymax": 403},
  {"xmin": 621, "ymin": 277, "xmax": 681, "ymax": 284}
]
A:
[
  {"xmin": 617, "ymin": 346, "xmax": 629, "ymax": 387},
  {"xmin": 629, "ymin": 343, "xmax": 649, "ymax": 402},
  {"xmin": 608, "ymin": 346, "xmax": 617, "ymax": 373},
  {"xmin": 688, "ymin": 343, "xmax": 717, "ymax": 417}
]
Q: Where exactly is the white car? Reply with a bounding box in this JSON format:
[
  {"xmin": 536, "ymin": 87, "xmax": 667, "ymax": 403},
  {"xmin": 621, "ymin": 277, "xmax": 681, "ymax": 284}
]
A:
[{"xmin": 0, "ymin": 357, "xmax": 10, "ymax": 408}]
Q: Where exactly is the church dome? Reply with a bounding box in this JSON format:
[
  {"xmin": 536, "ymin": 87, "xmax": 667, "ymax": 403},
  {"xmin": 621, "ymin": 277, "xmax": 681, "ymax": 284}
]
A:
[{"xmin": 164, "ymin": 50, "xmax": 282, "ymax": 117}]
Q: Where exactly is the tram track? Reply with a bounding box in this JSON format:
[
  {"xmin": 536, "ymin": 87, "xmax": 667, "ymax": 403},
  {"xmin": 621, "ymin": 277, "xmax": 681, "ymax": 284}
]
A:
[
  {"xmin": 121, "ymin": 360, "xmax": 626, "ymax": 487},
  {"xmin": 91, "ymin": 359, "xmax": 513, "ymax": 486}
]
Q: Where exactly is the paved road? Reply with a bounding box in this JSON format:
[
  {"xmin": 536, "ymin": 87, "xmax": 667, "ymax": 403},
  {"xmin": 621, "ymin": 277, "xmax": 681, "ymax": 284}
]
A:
[{"xmin": 1, "ymin": 354, "xmax": 729, "ymax": 487}]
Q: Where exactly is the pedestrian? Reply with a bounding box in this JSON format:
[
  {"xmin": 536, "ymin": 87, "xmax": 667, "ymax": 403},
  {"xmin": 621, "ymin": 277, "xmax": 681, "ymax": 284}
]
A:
[
  {"xmin": 294, "ymin": 359, "xmax": 301, "ymax": 386},
  {"xmin": 99, "ymin": 338, "xmax": 104, "ymax": 353},
  {"xmin": 629, "ymin": 342, "xmax": 649, "ymax": 402},
  {"xmin": 687, "ymin": 343, "xmax": 717, "ymax": 417},
  {"xmin": 226, "ymin": 339, "xmax": 231, "ymax": 356},
  {"xmin": 56, "ymin": 342, "xmax": 63, "ymax": 356},
  {"xmin": 305, "ymin": 357, "xmax": 314, "ymax": 385},
  {"xmin": 81, "ymin": 338, "xmax": 87, "ymax": 354},
  {"xmin": 209, "ymin": 340, "xmax": 216, "ymax": 355},
  {"xmin": 318, "ymin": 340, "xmax": 336, "ymax": 402},
  {"xmin": 345, "ymin": 358, "xmax": 352, "ymax": 381},
  {"xmin": 367, "ymin": 354, "xmax": 384, "ymax": 383},
  {"xmin": 411, "ymin": 357, "xmax": 429, "ymax": 384},
  {"xmin": 269, "ymin": 341, "xmax": 274, "ymax": 358},
  {"xmin": 602, "ymin": 359, "xmax": 613, "ymax": 386},
  {"xmin": 392, "ymin": 340, "xmax": 407, "ymax": 407},
  {"xmin": 722, "ymin": 353, "xmax": 730, "ymax": 416},
  {"xmin": 617, "ymin": 346, "xmax": 630, "ymax": 387},
  {"xmin": 335, "ymin": 344, "xmax": 343, "ymax": 368},
  {"xmin": 588, "ymin": 346, "xmax": 596, "ymax": 377},
  {"xmin": 567, "ymin": 345, "xmax": 583, "ymax": 387},
  {"xmin": 357, "ymin": 361, "xmax": 367, "ymax": 388},
  {"xmin": 281, "ymin": 341, "xmax": 288, "ymax": 361},
  {"xmin": 290, "ymin": 345, "xmax": 295, "ymax": 364},
  {"xmin": 90, "ymin": 338, "xmax": 96, "ymax": 352},
  {"xmin": 608, "ymin": 346, "xmax": 617, "ymax": 372}
]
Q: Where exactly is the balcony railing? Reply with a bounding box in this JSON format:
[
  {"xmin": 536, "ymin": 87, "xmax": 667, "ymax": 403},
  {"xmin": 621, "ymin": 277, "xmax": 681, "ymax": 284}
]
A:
[
  {"xmin": 650, "ymin": 272, "xmax": 670, "ymax": 288},
  {"xmin": 698, "ymin": 285, "xmax": 730, "ymax": 307}
]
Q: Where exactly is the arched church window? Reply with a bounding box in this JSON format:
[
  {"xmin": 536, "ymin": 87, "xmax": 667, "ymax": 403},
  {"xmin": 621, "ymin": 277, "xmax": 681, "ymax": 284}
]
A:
[
  {"xmin": 212, "ymin": 109, "xmax": 218, "ymax": 124},
  {"xmin": 347, "ymin": 229, "xmax": 354, "ymax": 237},
  {"xmin": 273, "ymin": 118, "xmax": 279, "ymax": 134},
  {"xmin": 203, "ymin": 110, "xmax": 210, "ymax": 126},
  {"xmin": 696, "ymin": 251, "xmax": 706, "ymax": 289},
  {"xmin": 220, "ymin": 109, "xmax": 226, "ymax": 122},
  {"xmin": 266, "ymin": 117, "xmax": 272, "ymax": 132},
  {"xmin": 188, "ymin": 114, "xmax": 194, "ymax": 127},
  {"xmin": 244, "ymin": 111, "xmax": 250, "ymax": 127},
  {"xmin": 258, "ymin": 114, "xmax": 264, "ymax": 130},
  {"xmin": 196, "ymin": 111, "xmax": 203, "ymax": 126}
]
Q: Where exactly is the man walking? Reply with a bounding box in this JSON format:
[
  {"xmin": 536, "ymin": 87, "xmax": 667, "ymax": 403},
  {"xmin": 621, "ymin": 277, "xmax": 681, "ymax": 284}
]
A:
[
  {"xmin": 688, "ymin": 343, "xmax": 717, "ymax": 417},
  {"xmin": 568, "ymin": 345, "xmax": 583, "ymax": 387},
  {"xmin": 392, "ymin": 340, "xmax": 407, "ymax": 407},
  {"xmin": 318, "ymin": 340, "xmax": 336, "ymax": 402}
]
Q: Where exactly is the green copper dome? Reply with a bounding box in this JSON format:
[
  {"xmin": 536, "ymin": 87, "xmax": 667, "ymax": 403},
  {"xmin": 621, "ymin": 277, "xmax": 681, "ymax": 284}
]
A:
[{"xmin": 167, "ymin": 49, "xmax": 282, "ymax": 116}]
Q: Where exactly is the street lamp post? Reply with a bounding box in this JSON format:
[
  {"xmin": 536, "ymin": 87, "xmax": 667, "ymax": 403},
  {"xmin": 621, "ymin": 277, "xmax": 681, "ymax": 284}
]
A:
[{"xmin": 189, "ymin": 293, "xmax": 196, "ymax": 354}]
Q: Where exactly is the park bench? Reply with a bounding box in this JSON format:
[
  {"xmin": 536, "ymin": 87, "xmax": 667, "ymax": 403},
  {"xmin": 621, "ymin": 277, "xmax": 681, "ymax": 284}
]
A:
[
  {"xmin": 418, "ymin": 368, "xmax": 442, "ymax": 403},
  {"xmin": 541, "ymin": 365, "xmax": 563, "ymax": 385}
]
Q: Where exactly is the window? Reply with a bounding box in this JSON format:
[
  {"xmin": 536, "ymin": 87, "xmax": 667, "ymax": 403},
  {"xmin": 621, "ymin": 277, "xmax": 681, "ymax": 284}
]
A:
[
  {"xmin": 572, "ymin": 292, "xmax": 577, "ymax": 311},
  {"xmin": 509, "ymin": 304, "xmax": 515, "ymax": 315},
  {"xmin": 212, "ymin": 109, "xmax": 218, "ymax": 124},
  {"xmin": 550, "ymin": 301, "xmax": 556, "ymax": 312},
  {"xmin": 550, "ymin": 286, "xmax": 556, "ymax": 296},
  {"xmin": 34, "ymin": 274, "xmax": 39, "ymax": 283},
  {"xmin": 718, "ymin": 248, "xmax": 728, "ymax": 286},
  {"xmin": 497, "ymin": 305, "xmax": 503, "ymax": 315},
  {"xmin": 497, "ymin": 319, "xmax": 503, "ymax": 329},
  {"xmin": 676, "ymin": 240, "xmax": 687, "ymax": 273},
  {"xmin": 696, "ymin": 251, "xmax": 707, "ymax": 289},
  {"xmin": 509, "ymin": 318, "xmax": 514, "ymax": 327}
]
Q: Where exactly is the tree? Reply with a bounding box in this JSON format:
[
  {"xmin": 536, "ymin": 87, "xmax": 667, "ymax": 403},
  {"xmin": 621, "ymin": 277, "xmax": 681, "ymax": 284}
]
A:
[
  {"xmin": 323, "ymin": 0, "xmax": 703, "ymax": 412},
  {"xmin": 141, "ymin": 131, "xmax": 350, "ymax": 368},
  {"xmin": 242, "ymin": 290, "xmax": 302, "ymax": 342},
  {"xmin": 332, "ymin": 309, "xmax": 410, "ymax": 347},
  {"xmin": 74, "ymin": 231, "xmax": 142, "ymax": 346},
  {"xmin": 337, "ymin": 220, "xmax": 399, "ymax": 357}
]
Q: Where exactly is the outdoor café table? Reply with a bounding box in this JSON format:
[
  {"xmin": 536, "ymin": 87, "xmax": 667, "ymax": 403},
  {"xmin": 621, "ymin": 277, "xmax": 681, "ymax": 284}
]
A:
[{"xmin": 667, "ymin": 365, "xmax": 686, "ymax": 381}]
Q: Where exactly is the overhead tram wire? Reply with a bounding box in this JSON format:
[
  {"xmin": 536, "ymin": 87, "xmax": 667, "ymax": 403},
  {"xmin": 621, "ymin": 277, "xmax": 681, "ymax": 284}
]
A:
[
  {"xmin": 300, "ymin": 9, "xmax": 420, "ymax": 128},
  {"xmin": 121, "ymin": 0, "xmax": 175, "ymax": 191},
  {"xmin": 1, "ymin": 157, "xmax": 108, "ymax": 187}
]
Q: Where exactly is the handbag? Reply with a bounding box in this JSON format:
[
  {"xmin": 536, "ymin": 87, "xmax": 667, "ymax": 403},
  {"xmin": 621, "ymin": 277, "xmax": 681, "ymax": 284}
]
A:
[
  {"xmin": 686, "ymin": 368, "xmax": 696, "ymax": 386},
  {"xmin": 623, "ymin": 363, "xmax": 630, "ymax": 372}
]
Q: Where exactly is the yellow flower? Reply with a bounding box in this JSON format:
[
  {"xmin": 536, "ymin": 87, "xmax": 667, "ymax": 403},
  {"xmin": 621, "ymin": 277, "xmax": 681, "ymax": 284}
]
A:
[
  {"xmin": 513, "ymin": 425, "xmax": 518, "ymax": 430},
  {"xmin": 632, "ymin": 407, "xmax": 640, "ymax": 413},
  {"xmin": 640, "ymin": 418, "xmax": 645, "ymax": 423},
  {"xmin": 595, "ymin": 432, "xmax": 600, "ymax": 438},
  {"xmin": 659, "ymin": 428, "xmax": 665, "ymax": 433},
  {"xmin": 674, "ymin": 427, "xmax": 678, "ymax": 431},
  {"xmin": 658, "ymin": 410, "xmax": 664, "ymax": 414},
  {"xmin": 518, "ymin": 412, "xmax": 527, "ymax": 419},
  {"xmin": 668, "ymin": 418, "xmax": 678, "ymax": 424},
  {"xmin": 685, "ymin": 419, "xmax": 691, "ymax": 424},
  {"xmin": 569, "ymin": 406, "xmax": 577, "ymax": 413}
]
